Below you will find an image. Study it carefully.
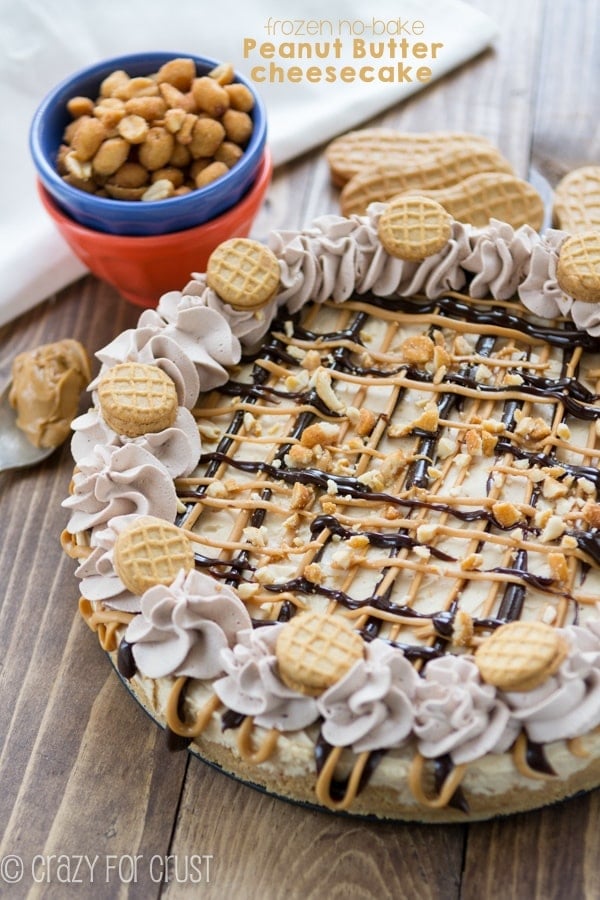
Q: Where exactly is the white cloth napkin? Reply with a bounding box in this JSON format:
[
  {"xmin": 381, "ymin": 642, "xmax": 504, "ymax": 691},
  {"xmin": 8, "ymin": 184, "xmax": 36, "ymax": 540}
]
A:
[{"xmin": 0, "ymin": 0, "xmax": 497, "ymax": 327}]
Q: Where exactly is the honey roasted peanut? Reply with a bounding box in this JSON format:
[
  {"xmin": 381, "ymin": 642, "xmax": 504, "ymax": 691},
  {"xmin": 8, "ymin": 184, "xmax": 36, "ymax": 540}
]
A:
[{"xmin": 57, "ymin": 57, "xmax": 255, "ymax": 202}]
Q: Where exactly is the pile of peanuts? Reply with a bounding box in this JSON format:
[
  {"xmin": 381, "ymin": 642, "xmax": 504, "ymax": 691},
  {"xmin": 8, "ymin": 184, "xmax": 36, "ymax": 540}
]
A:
[{"xmin": 57, "ymin": 58, "xmax": 255, "ymax": 201}]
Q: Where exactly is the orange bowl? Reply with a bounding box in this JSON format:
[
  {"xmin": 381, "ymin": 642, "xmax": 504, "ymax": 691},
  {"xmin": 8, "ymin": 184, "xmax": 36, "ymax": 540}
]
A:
[{"xmin": 38, "ymin": 149, "xmax": 272, "ymax": 308}]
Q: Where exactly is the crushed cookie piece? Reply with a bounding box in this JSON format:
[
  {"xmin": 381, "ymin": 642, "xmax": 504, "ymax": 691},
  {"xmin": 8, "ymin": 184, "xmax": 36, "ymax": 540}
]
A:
[
  {"xmin": 548, "ymin": 552, "xmax": 569, "ymax": 583},
  {"xmin": 400, "ymin": 334, "xmax": 434, "ymax": 365},
  {"xmin": 285, "ymin": 370, "xmax": 309, "ymax": 391},
  {"xmin": 357, "ymin": 469, "xmax": 385, "ymax": 492},
  {"xmin": 492, "ymin": 501, "xmax": 522, "ymax": 527},
  {"xmin": 465, "ymin": 429, "xmax": 483, "ymax": 456},
  {"xmin": 475, "ymin": 363, "xmax": 493, "ymax": 383},
  {"xmin": 301, "ymin": 422, "xmax": 340, "ymax": 448},
  {"xmin": 453, "ymin": 610, "xmax": 474, "ymax": 647},
  {"xmin": 206, "ymin": 480, "xmax": 228, "ymax": 498},
  {"xmin": 349, "ymin": 534, "xmax": 369, "ymax": 549},
  {"xmin": 283, "ymin": 513, "xmax": 300, "ymax": 530},
  {"xmin": 482, "ymin": 418, "xmax": 505, "ymax": 435},
  {"xmin": 416, "ymin": 523, "xmax": 437, "ymax": 543},
  {"xmin": 197, "ymin": 423, "xmax": 221, "ymax": 442},
  {"xmin": 556, "ymin": 422, "xmax": 571, "ymax": 440},
  {"xmin": 326, "ymin": 479, "xmax": 338, "ymax": 495},
  {"xmin": 578, "ymin": 478, "xmax": 596, "ymax": 496},
  {"xmin": 302, "ymin": 349, "xmax": 321, "ymax": 370},
  {"xmin": 515, "ymin": 416, "xmax": 551, "ymax": 442},
  {"xmin": 357, "ymin": 408, "xmax": 377, "ymax": 437},
  {"xmin": 320, "ymin": 500, "xmax": 337, "ymax": 514},
  {"xmin": 290, "ymin": 482, "xmax": 314, "ymax": 510},
  {"xmin": 304, "ymin": 562, "xmax": 324, "ymax": 583},
  {"xmin": 286, "ymin": 444, "xmax": 314, "ymax": 467},
  {"xmin": 433, "ymin": 345, "xmax": 451, "ymax": 371},
  {"xmin": 255, "ymin": 566, "xmax": 276, "ymax": 584},
  {"xmin": 414, "ymin": 545, "xmax": 431, "ymax": 559},
  {"xmin": 380, "ymin": 449, "xmax": 407, "ymax": 485},
  {"xmin": 460, "ymin": 553, "xmax": 483, "ymax": 571},
  {"xmin": 433, "ymin": 364, "xmax": 447, "ymax": 384},
  {"xmin": 481, "ymin": 432, "xmax": 498, "ymax": 456},
  {"xmin": 582, "ymin": 501, "xmax": 600, "ymax": 528},
  {"xmin": 504, "ymin": 372, "xmax": 524, "ymax": 386}
]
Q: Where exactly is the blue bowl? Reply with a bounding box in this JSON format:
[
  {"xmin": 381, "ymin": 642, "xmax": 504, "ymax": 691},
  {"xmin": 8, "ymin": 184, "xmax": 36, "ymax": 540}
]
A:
[{"xmin": 30, "ymin": 52, "xmax": 267, "ymax": 236}]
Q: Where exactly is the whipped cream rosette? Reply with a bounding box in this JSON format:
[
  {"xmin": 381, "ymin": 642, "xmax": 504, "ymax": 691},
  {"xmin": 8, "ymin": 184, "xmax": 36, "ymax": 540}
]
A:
[
  {"xmin": 125, "ymin": 570, "xmax": 252, "ymax": 680},
  {"xmin": 214, "ymin": 625, "xmax": 320, "ymax": 731},
  {"xmin": 62, "ymin": 443, "xmax": 177, "ymax": 535}
]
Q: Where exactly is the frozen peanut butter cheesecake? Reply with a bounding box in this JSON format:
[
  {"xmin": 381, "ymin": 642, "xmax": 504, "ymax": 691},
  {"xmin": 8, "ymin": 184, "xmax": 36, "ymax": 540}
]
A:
[{"xmin": 61, "ymin": 202, "xmax": 600, "ymax": 822}]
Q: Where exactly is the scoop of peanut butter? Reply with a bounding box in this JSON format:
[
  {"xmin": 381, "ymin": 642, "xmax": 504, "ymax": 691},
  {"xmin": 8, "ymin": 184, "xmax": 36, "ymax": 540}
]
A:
[{"xmin": 9, "ymin": 339, "xmax": 91, "ymax": 449}]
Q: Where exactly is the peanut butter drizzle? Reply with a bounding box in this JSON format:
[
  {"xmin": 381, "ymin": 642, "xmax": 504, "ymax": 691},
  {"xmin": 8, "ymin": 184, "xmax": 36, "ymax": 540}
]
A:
[
  {"xmin": 513, "ymin": 732, "xmax": 557, "ymax": 781},
  {"xmin": 78, "ymin": 598, "xmax": 133, "ymax": 651},
  {"xmin": 408, "ymin": 753, "xmax": 468, "ymax": 808},
  {"xmin": 165, "ymin": 679, "xmax": 221, "ymax": 738},
  {"xmin": 566, "ymin": 736, "xmax": 590, "ymax": 759},
  {"xmin": 315, "ymin": 746, "xmax": 372, "ymax": 811},
  {"xmin": 60, "ymin": 528, "xmax": 91, "ymax": 560},
  {"xmin": 236, "ymin": 716, "xmax": 279, "ymax": 763}
]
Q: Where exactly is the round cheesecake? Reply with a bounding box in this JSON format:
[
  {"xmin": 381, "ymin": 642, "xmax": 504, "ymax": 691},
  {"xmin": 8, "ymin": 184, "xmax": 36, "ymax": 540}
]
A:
[{"xmin": 62, "ymin": 204, "xmax": 600, "ymax": 821}]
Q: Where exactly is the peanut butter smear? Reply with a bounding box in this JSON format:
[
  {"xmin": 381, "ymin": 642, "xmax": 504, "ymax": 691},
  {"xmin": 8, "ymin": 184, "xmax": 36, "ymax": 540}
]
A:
[{"xmin": 9, "ymin": 339, "xmax": 91, "ymax": 449}]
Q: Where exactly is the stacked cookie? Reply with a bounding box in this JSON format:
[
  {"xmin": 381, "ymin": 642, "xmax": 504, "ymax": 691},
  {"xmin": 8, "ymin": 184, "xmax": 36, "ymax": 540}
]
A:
[
  {"xmin": 553, "ymin": 166, "xmax": 600, "ymax": 303},
  {"xmin": 326, "ymin": 128, "xmax": 545, "ymax": 230}
]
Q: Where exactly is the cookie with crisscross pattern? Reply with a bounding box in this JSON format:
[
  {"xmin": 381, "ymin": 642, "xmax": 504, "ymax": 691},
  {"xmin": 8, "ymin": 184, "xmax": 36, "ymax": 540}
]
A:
[
  {"xmin": 97, "ymin": 362, "xmax": 178, "ymax": 437},
  {"xmin": 400, "ymin": 171, "xmax": 545, "ymax": 231},
  {"xmin": 553, "ymin": 166, "xmax": 600, "ymax": 234},
  {"xmin": 556, "ymin": 231, "xmax": 600, "ymax": 302},
  {"xmin": 340, "ymin": 146, "xmax": 513, "ymax": 217},
  {"xmin": 206, "ymin": 238, "xmax": 280, "ymax": 310},
  {"xmin": 378, "ymin": 195, "xmax": 452, "ymax": 260},
  {"xmin": 276, "ymin": 610, "xmax": 364, "ymax": 697},
  {"xmin": 474, "ymin": 621, "xmax": 568, "ymax": 692},
  {"xmin": 114, "ymin": 515, "xmax": 195, "ymax": 595}
]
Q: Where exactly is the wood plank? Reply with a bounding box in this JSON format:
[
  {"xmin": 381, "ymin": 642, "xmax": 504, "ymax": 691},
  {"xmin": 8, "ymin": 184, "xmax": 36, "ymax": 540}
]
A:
[
  {"xmin": 166, "ymin": 763, "xmax": 466, "ymax": 900},
  {"xmin": 531, "ymin": 0, "xmax": 600, "ymax": 184}
]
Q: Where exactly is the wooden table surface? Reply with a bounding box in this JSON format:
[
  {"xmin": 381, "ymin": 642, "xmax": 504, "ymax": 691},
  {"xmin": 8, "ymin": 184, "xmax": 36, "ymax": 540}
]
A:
[{"xmin": 1, "ymin": 2, "xmax": 599, "ymax": 897}]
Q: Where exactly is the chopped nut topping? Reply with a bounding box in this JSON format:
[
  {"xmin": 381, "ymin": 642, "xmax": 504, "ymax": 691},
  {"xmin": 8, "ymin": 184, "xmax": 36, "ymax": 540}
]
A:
[
  {"xmin": 542, "ymin": 476, "xmax": 569, "ymax": 500},
  {"xmin": 206, "ymin": 481, "xmax": 228, "ymax": 498},
  {"xmin": 541, "ymin": 515, "xmax": 566, "ymax": 543},
  {"xmin": 237, "ymin": 582, "xmax": 260, "ymax": 600},
  {"xmin": 515, "ymin": 416, "xmax": 551, "ymax": 442},
  {"xmin": 314, "ymin": 369, "xmax": 345, "ymax": 412}
]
